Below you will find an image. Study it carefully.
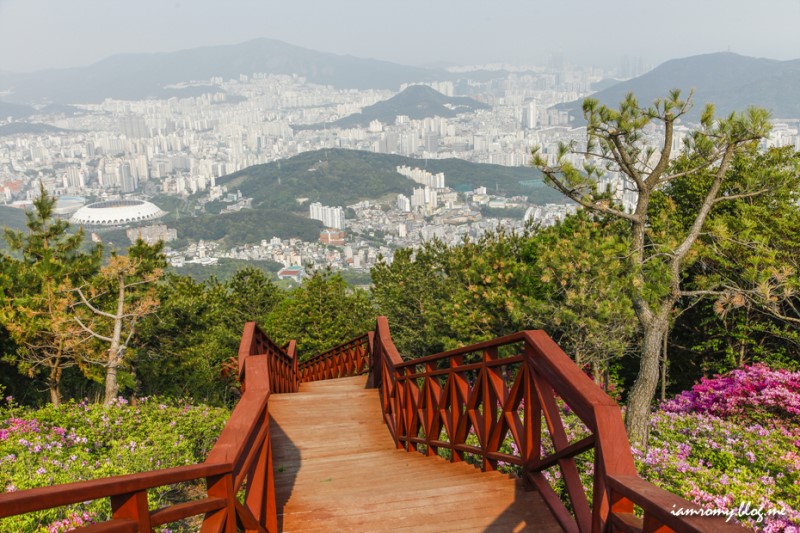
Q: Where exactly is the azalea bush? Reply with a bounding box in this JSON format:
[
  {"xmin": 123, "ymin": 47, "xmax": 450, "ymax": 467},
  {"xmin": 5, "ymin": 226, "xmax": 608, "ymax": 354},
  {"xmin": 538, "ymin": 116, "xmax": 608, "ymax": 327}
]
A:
[
  {"xmin": 639, "ymin": 410, "xmax": 800, "ymax": 532},
  {"xmin": 646, "ymin": 364, "xmax": 800, "ymax": 532},
  {"xmin": 662, "ymin": 363, "xmax": 800, "ymax": 424},
  {"xmin": 0, "ymin": 396, "xmax": 229, "ymax": 532}
]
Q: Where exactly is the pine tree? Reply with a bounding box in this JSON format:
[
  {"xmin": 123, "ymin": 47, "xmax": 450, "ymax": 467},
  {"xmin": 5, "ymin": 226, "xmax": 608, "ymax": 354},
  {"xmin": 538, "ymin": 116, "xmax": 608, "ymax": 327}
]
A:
[
  {"xmin": 0, "ymin": 186, "xmax": 100, "ymax": 405},
  {"xmin": 533, "ymin": 91, "xmax": 779, "ymax": 444}
]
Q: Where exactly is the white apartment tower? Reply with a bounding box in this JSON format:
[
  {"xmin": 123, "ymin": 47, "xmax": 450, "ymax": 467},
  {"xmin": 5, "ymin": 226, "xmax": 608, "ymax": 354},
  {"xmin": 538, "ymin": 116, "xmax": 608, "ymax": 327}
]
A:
[{"xmin": 309, "ymin": 202, "xmax": 346, "ymax": 230}]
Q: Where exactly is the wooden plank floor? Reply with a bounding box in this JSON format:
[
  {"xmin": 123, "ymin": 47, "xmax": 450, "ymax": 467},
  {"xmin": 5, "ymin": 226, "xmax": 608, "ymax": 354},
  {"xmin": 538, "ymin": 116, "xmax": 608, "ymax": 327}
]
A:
[{"xmin": 269, "ymin": 375, "xmax": 564, "ymax": 532}]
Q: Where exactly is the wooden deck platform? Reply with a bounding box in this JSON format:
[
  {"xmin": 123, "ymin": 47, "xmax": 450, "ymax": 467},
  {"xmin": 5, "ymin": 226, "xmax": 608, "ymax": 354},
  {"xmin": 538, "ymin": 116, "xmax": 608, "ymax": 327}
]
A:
[{"xmin": 269, "ymin": 375, "xmax": 564, "ymax": 532}]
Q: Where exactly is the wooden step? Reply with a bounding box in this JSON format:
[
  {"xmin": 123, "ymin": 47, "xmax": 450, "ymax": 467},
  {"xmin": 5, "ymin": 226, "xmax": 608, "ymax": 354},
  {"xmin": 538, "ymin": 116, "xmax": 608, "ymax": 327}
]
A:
[{"xmin": 269, "ymin": 376, "xmax": 564, "ymax": 532}]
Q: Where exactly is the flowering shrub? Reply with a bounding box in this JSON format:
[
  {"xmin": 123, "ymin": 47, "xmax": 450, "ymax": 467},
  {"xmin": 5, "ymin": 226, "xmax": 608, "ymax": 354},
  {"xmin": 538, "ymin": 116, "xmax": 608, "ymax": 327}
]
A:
[
  {"xmin": 639, "ymin": 410, "xmax": 800, "ymax": 531},
  {"xmin": 650, "ymin": 364, "xmax": 800, "ymax": 531},
  {"xmin": 662, "ymin": 364, "xmax": 800, "ymax": 426},
  {"xmin": 0, "ymin": 396, "xmax": 229, "ymax": 532}
]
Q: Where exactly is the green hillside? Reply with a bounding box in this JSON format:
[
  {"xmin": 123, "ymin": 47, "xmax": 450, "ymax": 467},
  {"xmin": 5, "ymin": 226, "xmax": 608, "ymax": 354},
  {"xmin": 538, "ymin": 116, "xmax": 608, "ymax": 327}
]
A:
[
  {"xmin": 297, "ymin": 85, "xmax": 490, "ymax": 130},
  {"xmin": 172, "ymin": 208, "xmax": 322, "ymax": 246},
  {"xmin": 0, "ymin": 205, "xmax": 28, "ymax": 232},
  {"xmin": 220, "ymin": 149, "xmax": 561, "ymax": 210},
  {"xmin": 147, "ymin": 149, "xmax": 560, "ymax": 248},
  {"xmin": 0, "ymin": 123, "xmax": 70, "ymax": 137}
]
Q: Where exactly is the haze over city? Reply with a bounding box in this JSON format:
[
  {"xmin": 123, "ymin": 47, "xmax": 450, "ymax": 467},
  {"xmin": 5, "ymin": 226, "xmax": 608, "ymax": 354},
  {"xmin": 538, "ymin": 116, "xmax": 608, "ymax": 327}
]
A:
[{"xmin": 1, "ymin": 0, "xmax": 799, "ymax": 72}]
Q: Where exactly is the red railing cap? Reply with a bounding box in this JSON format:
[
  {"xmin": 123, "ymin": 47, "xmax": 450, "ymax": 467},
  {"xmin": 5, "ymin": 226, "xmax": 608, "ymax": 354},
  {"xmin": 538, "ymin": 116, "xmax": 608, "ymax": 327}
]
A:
[{"xmin": 0, "ymin": 463, "xmax": 232, "ymax": 518}]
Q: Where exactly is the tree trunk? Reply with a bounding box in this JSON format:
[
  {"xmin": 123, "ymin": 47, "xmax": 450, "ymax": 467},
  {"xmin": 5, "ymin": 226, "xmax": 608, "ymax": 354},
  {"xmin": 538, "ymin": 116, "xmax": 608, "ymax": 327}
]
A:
[
  {"xmin": 103, "ymin": 278, "xmax": 126, "ymax": 405},
  {"xmin": 104, "ymin": 359, "xmax": 119, "ymax": 405},
  {"xmin": 661, "ymin": 329, "xmax": 668, "ymax": 402},
  {"xmin": 625, "ymin": 316, "xmax": 669, "ymax": 447},
  {"xmin": 48, "ymin": 364, "xmax": 61, "ymax": 407}
]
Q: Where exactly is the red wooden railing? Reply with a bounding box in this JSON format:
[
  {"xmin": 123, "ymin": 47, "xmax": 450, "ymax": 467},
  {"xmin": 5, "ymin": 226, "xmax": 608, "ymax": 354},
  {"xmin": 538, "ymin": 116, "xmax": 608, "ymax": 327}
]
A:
[
  {"xmin": 0, "ymin": 317, "xmax": 748, "ymax": 532},
  {"xmin": 366, "ymin": 316, "xmax": 745, "ymax": 533},
  {"xmin": 297, "ymin": 333, "xmax": 371, "ymax": 383},
  {"xmin": 0, "ymin": 322, "xmax": 295, "ymax": 533}
]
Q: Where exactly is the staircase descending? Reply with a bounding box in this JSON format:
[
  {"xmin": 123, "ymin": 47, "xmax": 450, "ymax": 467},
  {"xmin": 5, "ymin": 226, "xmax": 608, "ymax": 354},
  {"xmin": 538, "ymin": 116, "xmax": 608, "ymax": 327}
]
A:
[
  {"xmin": 270, "ymin": 375, "xmax": 561, "ymax": 532},
  {"xmin": 0, "ymin": 318, "xmax": 748, "ymax": 532}
]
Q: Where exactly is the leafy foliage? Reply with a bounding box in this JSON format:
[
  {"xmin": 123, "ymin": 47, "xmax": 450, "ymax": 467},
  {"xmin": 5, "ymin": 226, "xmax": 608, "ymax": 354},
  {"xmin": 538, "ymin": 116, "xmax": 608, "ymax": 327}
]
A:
[
  {"xmin": 0, "ymin": 188, "xmax": 101, "ymax": 405},
  {"xmin": 134, "ymin": 268, "xmax": 283, "ymax": 404},
  {"xmin": 266, "ymin": 269, "xmax": 374, "ymax": 358},
  {"xmin": 0, "ymin": 396, "xmax": 229, "ymax": 532},
  {"xmin": 372, "ymin": 219, "xmax": 638, "ymax": 385}
]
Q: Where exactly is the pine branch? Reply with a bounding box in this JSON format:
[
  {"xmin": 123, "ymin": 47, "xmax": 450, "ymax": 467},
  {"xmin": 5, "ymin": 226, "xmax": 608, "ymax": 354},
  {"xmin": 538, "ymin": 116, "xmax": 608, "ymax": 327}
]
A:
[
  {"xmin": 74, "ymin": 286, "xmax": 117, "ymax": 320},
  {"xmin": 713, "ymin": 189, "xmax": 770, "ymax": 204},
  {"xmin": 542, "ymin": 169, "xmax": 640, "ymax": 223},
  {"xmin": 73, "ymin": 315, "xmax": 113, "ymax": 343}
]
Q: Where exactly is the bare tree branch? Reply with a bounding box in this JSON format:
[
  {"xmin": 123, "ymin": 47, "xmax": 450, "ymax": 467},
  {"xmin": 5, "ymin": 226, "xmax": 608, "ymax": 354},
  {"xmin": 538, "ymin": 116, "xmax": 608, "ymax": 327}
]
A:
[
  {"xmin": 713, "ymin": 189, "xmax": 771, "ymax": 204},
  {"xmin": 73, "ymin": 315, "xmax": 113, "ymax": 343},
  {"xmin": 542, "ymin": 169, "xmax": 640, "ymax": 223},
  {"xmin": 74, "ymin": 286, "xmax": 117, "ymax": 320}
]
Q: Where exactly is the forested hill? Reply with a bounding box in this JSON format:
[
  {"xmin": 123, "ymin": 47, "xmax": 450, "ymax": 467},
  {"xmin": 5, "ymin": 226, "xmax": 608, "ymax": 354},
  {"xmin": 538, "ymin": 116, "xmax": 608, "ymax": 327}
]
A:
[
  {"xmin": 295, "ymin": 85, "xmax": 490, "ymax": 130},
  {"xmin": 0, "ymin": 205, "xmax": 28, "ymax": 232},
  {"xmin": 218, "ymin": 149, "xmax": 561, "ymax": 210},
  {"xmin": 557, "ymin": 52, "xmax": 800, "ymax": 121}
]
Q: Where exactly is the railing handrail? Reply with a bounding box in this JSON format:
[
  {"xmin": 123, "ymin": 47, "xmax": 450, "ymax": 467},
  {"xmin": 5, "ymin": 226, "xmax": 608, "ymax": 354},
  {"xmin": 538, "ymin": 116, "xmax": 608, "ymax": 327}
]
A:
[
  {"xmin": 239, "ymin": 321, "xmax": 295, "ymax": 381},
  {"xmin": 297, "ymin": 333, "xmax": 370, "ymax": 371},
  {"xmin": 297, "ymin": 333, "xmax": 372, "ymax": 383},
  {"xmin": 1, "ymin": 317, "xmax": 749, "ymax": 533},
  {"xmin": 366, "ymin": 316, "xmax": 746, "ymax": 533},
  {"xmin": 393, "ymin": 331, "xmax": 528, "ymax": 368},
  {"xmin": 0, "ymin": 321, "xmax": 296, "ymax": 532},
  {"xmin": 0, "ymin": 463, "xmax": 232, "ymax": 519}
]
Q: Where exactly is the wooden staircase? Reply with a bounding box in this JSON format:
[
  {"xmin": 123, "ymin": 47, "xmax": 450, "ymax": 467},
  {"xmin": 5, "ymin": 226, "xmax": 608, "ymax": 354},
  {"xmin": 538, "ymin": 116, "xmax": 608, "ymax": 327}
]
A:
[
  {"xmin": 270, "ymin": 375, "xmax": 563, "ymax": 532},
  {"xmin": 0, "ymin": 321, "xmax": 748, "ymax": 532}
]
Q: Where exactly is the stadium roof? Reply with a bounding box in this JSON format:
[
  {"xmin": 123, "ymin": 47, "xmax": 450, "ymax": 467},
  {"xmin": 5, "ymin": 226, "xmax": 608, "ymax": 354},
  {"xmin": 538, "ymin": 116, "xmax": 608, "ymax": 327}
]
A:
[{"xmin": 70, "ymin": 199, "xmax": 165, "ymax": 227}]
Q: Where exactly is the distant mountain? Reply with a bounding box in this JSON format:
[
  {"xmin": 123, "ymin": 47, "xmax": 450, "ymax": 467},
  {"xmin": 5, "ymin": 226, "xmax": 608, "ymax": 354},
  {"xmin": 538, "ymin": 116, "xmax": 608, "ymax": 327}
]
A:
[
  {"xmin": 0, "ymin": 122, "xmax": 70, "ymax": 137},
  {"xmin": 296, "ymin": 85, "xmax": 490, "ymax": 130},
  {"xmin": 558, "ymin": 53, "xmax": 800, "ymax": 121},
  {"xmin": 591, "ymin": 78, "xmax": 622, "ymax": 91},
  {"xmin": 39, "ymin": 104, "xmax": 83, "ymax": 116},
  {"xmin": 0, "ymin": 39, "xmax": 445, "ymax": 105},
  {"xmin": 219, "ymin": 149, "xmax": 560, "ymax": 212}
]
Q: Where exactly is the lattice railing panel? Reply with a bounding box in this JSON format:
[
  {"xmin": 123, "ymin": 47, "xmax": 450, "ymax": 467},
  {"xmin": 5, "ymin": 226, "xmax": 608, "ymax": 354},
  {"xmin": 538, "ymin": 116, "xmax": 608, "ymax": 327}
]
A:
[
  {"xmin": 367, "ymin": 319, "xmax": 745, "ymax": 533},
  {"xmin": 298, "ymin": 334, "xmax": 370, "ymax": 383}
]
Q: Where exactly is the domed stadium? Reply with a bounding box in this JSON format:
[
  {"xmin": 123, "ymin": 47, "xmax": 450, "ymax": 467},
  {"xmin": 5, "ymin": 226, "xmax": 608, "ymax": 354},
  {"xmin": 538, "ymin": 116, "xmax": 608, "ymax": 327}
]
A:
[{"xmin": 70, "ymin": 199, "xmax": 166, "ymax": 227}]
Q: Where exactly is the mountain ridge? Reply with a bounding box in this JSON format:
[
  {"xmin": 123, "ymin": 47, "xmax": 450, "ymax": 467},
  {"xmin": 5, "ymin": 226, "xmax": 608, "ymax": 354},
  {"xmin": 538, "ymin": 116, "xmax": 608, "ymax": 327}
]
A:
[
  {"xmin": 0, "ymin": 38, "xmax": 445, "ymax": 104},
  {"xmin": 295, "ymin": 85, "xmax": 490, "ymax": 130},
  {"xmin": 557, "ymin": 52, "xmax": 800, "ymax": 120}
]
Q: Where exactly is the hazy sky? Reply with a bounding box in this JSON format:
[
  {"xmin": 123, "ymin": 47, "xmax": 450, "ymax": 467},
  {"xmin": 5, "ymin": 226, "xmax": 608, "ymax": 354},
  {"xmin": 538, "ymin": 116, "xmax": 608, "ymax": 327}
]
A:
[{"xmin": 0, "ymin": 0, "xmax": 798, "ymax": 73}]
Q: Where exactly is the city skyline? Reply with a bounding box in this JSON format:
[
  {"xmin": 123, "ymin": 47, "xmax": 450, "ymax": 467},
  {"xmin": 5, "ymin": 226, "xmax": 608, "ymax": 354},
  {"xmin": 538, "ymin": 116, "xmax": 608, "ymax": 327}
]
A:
[{"xmin": 1, "ymin": 0, "xmax": 799, "ymax": 73}]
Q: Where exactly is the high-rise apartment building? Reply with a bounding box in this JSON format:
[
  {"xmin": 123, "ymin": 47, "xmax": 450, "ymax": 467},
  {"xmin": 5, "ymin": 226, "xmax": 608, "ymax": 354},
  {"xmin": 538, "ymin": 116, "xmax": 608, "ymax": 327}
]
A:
[{"xmin": 309, "ymin": 202, "xmax": 346, "ymax": 230}]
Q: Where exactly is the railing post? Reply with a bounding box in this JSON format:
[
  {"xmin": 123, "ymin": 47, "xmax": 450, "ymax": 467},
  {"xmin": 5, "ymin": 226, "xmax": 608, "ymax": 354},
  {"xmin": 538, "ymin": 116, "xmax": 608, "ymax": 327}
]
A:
[
  {"xmin": 244, "ymin": 410, "xmax": 278, "ymax": 533},
  {"xmin": 367, "ymin": 329, "xmax": 380, "ymax": 388},
  {"xmin": 205, "ymin": 473, "xmax": 237, "ymax": 533},
  {"xmin": 110, "ymin": 490, "xmax": 151, "ymax": 531},
  {"xmin": 286, "ymin": 340, "xmax": 298, "ymax": 392}
]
